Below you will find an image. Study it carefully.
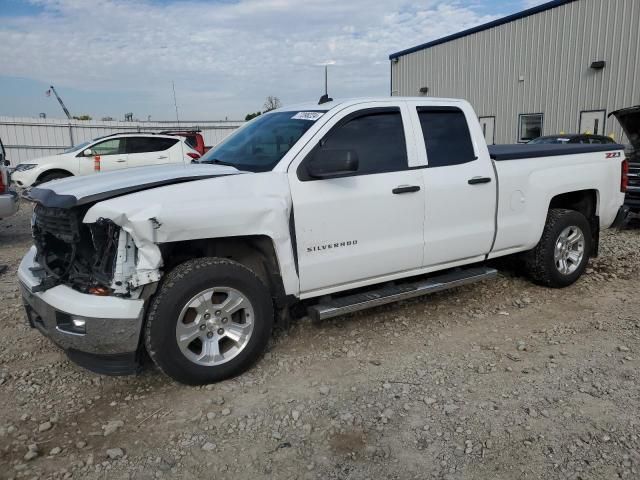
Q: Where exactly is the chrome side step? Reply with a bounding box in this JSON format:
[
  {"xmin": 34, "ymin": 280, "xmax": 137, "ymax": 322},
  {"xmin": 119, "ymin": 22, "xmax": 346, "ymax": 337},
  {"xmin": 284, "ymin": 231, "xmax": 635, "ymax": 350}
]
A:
[{"xmin": 308, "ymin": 266, "xmax": 498, "ymax": 322}]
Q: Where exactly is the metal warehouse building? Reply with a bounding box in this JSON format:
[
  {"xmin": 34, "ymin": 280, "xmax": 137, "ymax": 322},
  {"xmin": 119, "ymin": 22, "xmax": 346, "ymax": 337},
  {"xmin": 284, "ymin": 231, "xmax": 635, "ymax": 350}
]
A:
[{"xmin": 389, "ymin": 0, "xmax": 639, "ymax": 145}]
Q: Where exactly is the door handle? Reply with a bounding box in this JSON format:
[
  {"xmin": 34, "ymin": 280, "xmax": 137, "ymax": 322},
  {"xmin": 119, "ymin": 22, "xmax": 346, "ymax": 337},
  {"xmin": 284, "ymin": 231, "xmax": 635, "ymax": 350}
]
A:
[
  {"xmin": 157, "ymin": 155, "xmax": 168, "ymax": 159},
  {"xmin": 468, "ymin": 176, "xmax": 492, "ymax": 185},
  {"xmin": 116, "ymin": 159, "xmax": 126, "ymax": 163},
  {"xmin": 392, "ymin": 185, "xmax": 421, "ymax": 194}
]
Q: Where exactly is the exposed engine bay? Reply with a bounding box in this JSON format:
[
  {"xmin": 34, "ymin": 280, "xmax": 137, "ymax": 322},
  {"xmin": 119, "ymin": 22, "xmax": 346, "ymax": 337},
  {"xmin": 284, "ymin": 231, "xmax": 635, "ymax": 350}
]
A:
[{"xmin": 31, "ymin": 204, "xmax": 135, "ymax": 296}]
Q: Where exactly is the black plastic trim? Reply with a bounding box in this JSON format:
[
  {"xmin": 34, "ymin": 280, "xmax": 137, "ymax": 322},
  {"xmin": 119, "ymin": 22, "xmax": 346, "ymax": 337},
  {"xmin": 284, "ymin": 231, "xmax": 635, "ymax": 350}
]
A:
[
  {"xmin": 488, "ymin": 143, "xmax": 626, "ymax": 161},
  {"xmin": 389, "ymin": 0, "xmax": 577, "ymax": 59},
  {"xmin": 26, "ymin": 174, "xmax": 225, "ymax": 208},
  {"xmin": 65, "ymin": 349, "xmax": 142, "ymax": 376},
  {"xmin": 468, "ymin": 177, "xmax": 492, "ymax": 185},
  {"xmin": 289, "ymin": 208, "xmax": 299, "ymax": 275},
  {"xmin": 611, "ymin": 206, "xmax": 630, "ymax": 229},
  {"xmin": 392, "ymin": 185, "xmax": 421, "ymax": 194},
  {"xmin": 478, "ymin": 116, "xmax": 496, "ymax": 145}
]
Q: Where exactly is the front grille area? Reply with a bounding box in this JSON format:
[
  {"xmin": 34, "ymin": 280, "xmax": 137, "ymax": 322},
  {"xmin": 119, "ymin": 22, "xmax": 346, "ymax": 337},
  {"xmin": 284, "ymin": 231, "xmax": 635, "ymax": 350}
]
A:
[
  {"xmin": 34, "ymin": 204, "xmax": 81, "ymax": 243},
  {"xmin": 32, "ymin": 205, "xmax": 120, "ymax": 293}
]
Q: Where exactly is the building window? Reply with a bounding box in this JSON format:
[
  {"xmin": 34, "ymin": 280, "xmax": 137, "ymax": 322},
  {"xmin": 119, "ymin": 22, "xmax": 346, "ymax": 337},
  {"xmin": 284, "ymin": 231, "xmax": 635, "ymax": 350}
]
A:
[{"xmin": 518, "ymin": 113, "xmax": 543, "ymax": 142}]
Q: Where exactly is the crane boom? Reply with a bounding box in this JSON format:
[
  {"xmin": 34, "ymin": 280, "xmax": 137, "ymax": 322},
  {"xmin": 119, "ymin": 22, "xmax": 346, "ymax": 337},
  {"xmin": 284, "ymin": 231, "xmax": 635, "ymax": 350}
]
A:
[{"xmin": 49, "ymin": 85, "xmax": 72, "ymax": 120}]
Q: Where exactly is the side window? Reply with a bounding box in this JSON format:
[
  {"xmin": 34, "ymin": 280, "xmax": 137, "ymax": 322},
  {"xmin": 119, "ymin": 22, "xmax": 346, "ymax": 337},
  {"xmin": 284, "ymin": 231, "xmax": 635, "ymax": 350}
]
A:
[
  {"xmin": 91, "ymin": 138, "xmax": 123, "ymax": 156},
  {"xmin": 417, "ymin": 107, "xmax": 476, "ymax": 167},
  {"xmin": 310, "ymin": 109, "xmax": 407, "ymax": 176},
  {"xmin": 126, "ymin": 137, "xmax": 178, "ymax": 154}
]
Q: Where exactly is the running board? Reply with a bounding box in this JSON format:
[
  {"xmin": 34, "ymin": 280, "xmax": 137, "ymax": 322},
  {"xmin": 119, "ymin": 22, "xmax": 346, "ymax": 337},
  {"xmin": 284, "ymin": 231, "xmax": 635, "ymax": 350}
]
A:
[{"xmin": 308, "ymin": 266, "xmax": 498, "ymax": 322}]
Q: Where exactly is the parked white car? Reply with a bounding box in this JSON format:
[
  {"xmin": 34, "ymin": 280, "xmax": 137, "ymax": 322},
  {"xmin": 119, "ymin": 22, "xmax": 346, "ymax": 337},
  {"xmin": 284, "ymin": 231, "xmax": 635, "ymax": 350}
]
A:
[
  {"xmin": 0, "ymin": 137, "xmax": 19, "ymax": 219},
  {"xmin": 11, "ymin": 133, "xmax": 200, "ymax": 188},
  {"xmin": 18, "ymin": 97, "xmax": 628, "ymax": 384}
]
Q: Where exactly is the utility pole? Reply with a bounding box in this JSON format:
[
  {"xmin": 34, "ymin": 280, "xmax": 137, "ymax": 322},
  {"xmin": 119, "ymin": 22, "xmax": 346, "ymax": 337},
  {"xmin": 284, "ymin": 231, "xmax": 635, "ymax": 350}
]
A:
[{"xmin": 48, "ymin": 85, "xmax": 72, "ymax": 120}]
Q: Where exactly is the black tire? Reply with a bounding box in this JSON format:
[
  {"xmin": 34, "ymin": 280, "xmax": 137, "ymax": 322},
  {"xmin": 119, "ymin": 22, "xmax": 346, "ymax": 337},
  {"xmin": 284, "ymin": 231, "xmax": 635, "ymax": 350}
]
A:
[
  {"xmin": 523, "ymin": 208, "xmax": 592, "ymax": 288},
  {"xmin": 144, "ymin": 257, "xmax": 274, "ymax": 385},
  {"xmin": 37, "ymin": 171, "xmax": 71, "ymax": 185}
]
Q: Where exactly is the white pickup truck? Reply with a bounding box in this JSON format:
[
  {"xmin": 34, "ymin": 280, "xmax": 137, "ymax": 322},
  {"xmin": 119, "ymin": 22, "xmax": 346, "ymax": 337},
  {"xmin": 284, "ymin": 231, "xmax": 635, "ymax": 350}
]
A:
[{"xmin": 19, "ymin": 97, "xmax": 628, "ymax": 384}]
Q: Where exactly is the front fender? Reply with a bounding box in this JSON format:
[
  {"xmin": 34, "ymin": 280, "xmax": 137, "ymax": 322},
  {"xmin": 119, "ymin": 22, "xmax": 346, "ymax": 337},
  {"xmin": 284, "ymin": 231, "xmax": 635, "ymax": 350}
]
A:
[{"xmin": 83, "ymin": 172, "xmax": 299, "ymax": 296}]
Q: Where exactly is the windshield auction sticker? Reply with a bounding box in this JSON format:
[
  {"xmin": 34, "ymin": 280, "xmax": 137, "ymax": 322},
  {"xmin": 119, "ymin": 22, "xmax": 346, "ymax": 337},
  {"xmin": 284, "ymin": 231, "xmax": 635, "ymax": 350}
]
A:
[{"xmin": 292, "ymin": 112, "xmax": 324, "ymax": 121}]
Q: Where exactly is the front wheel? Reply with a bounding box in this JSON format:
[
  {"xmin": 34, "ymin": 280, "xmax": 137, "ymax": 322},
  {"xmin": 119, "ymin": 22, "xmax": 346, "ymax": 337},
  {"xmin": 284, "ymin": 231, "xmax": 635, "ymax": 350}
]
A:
[
  {"xmin": 144, "ymin": 257, "xmax": 274, "ymax": 385},
  {"xmin": 523, "ymin": 208, "xmax": 592, "ymax": 288}
]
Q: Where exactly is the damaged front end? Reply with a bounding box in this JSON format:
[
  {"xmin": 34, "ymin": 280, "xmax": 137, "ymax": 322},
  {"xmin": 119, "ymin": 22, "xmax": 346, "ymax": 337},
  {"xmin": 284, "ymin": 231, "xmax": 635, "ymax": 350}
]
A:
[{"xmin": 31, "ymin": 204, "xmax": 142, "ymax": 297}]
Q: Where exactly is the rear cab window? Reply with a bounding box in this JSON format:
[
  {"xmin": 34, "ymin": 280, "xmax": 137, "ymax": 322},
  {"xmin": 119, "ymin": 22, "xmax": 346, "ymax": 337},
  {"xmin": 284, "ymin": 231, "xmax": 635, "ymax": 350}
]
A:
[{"xmin": 416, "ymin": 106, "xmax": 476, "ymax": 167}]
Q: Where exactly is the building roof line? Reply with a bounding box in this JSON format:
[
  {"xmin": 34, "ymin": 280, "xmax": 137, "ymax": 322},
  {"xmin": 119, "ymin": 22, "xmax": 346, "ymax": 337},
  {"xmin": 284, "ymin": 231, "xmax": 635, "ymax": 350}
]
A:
[{"xmin": 388, "ymin": 0, "xmax": 577, "ymax": 60}]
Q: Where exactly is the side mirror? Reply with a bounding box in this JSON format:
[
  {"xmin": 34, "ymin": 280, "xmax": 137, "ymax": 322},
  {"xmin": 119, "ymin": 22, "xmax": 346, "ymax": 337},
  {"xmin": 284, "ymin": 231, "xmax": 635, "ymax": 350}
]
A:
[
  {"xmin": 83, "ymin": 148, "xmax": 94, "ymax": 157},
  {"xmin": 307, "ymin": 148, "xmax": 359, "ymax": 179}
]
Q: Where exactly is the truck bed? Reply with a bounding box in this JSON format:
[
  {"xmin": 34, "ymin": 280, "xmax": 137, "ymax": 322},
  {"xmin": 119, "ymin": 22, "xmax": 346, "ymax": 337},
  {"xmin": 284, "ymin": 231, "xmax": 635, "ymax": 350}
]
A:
[{"xmin": 489, "ymin": 143, "xmax": 625, "ymax": 161}]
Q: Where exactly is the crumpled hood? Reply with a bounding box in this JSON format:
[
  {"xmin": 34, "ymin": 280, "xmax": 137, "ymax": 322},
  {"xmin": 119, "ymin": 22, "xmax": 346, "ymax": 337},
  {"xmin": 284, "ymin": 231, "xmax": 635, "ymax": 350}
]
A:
[
  {"xmin": 25, "ymin": 163, "xmax": 241, "ymax": 208},
  {"xmin": 81, "ymin": 171, "xmax": 297, "ymax": 294}
]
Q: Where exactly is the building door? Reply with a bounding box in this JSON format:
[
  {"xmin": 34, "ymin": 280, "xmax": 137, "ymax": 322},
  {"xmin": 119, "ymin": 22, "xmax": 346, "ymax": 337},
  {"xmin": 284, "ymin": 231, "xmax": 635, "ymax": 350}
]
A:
[
  {"xmin": 478, "ymin": 116, "xmax": 495, "ymax": 144},
  {"xmin": 579, "ymin": 110, "xmax": 606, "ymax": 135}
]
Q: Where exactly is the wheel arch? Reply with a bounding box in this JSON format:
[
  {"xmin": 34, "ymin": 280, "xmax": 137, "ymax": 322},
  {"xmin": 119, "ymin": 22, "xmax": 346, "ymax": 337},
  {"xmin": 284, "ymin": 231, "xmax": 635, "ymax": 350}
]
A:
[
  {"xmin": 37, "ymin": 168, "xmax": 74, "ymax": 182},
  {"xmin": 547, "ymin": 189, "xmax": 599, "ymax": 255},
  {"xmin": 159, "ymin": 235, "xmax": 294, "ymax": 308}
]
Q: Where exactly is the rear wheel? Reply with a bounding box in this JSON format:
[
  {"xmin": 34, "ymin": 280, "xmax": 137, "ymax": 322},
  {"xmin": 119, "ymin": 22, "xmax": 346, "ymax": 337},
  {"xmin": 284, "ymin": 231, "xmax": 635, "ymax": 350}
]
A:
[
  {"xmin": 524, "ymin": 208, "xmax": 592, "ymax": 288},
  {"xmin": 144, "ymin": 257, "xmax": 273, "ymax": 385}
]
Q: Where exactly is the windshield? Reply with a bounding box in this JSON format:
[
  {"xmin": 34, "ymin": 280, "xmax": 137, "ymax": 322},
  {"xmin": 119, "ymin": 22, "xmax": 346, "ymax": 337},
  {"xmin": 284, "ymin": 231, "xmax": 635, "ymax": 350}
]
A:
[
  {"xmin": 62, "ymin": 141, "xmax": 91, "ymax": 154},
  {"xmin": 198, "ymin": 111, "xmax": 324, "ymax": 172}
]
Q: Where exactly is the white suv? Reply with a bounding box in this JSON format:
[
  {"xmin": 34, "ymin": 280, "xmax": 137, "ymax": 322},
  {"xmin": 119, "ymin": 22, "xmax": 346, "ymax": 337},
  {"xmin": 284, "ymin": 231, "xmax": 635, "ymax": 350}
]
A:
[{"xmin": 12, "ymin": 133, "xmax": 200, "ymax": 188}]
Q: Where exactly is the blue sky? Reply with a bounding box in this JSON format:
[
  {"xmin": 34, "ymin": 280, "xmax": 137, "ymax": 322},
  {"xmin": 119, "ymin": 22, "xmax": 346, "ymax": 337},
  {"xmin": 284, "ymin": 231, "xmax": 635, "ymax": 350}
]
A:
[{"xmin": 0, "ymin": 0, "xmax": 547, "ymax": 120}]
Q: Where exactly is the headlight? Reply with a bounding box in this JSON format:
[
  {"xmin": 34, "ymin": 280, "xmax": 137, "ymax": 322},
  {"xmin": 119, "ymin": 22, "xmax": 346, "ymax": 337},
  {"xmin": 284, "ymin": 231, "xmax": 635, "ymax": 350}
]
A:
[{"xmin": 15, "ymin": 164, "xmax": 37, "ymax": 172}]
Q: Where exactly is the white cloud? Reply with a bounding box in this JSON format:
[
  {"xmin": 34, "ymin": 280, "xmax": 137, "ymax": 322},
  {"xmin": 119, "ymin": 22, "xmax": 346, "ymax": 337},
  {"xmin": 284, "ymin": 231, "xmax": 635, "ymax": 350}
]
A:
[{"xmin": 0, "ymin": 0, "xmax": 499, "ymax": 119}]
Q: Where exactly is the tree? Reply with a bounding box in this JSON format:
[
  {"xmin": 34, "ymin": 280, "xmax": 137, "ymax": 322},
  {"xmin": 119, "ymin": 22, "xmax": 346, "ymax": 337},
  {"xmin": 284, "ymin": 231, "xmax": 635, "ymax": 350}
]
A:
[
  {"xmin": 72, "ymin": 114, "xmax": 92, "ymax": 120},
  {"xmin": 245, "ymin": 111, "xmax": 262, "ymax": 121},
  {"xmin": 263, "ymin": 96, "xmax": 282, "ymax": 112}
]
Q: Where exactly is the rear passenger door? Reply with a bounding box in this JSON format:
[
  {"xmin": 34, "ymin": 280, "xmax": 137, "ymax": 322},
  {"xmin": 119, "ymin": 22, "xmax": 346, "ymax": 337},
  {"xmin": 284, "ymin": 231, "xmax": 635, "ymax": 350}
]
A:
[
  {"xmin": 125, "ymin": 137, "xmax": 180, "ymax": 167},
  {"xmin": 288, "ymin": 103, "xmax": 426, "ymax": 295},
  {"xmin": 408, "ymin": 103, "xmax": 496, "ymax": 267}
]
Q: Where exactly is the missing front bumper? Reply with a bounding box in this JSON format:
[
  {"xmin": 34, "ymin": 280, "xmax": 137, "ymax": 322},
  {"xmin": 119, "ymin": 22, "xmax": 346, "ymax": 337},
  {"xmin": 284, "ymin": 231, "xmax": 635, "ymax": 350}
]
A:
[{"xmin": 19, "ymin": 248, "xmax": 147, "ymax": 375}]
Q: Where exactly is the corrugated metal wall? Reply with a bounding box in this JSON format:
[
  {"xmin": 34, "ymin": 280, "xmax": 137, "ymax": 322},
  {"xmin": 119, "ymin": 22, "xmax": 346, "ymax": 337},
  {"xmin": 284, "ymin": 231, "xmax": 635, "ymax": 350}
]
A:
[
  {"xmin": 391, "ymin": 0, "xmax": 640, "ymax": 144},
  {"xmin": 0, "ymin": 117, "xmax": 243, "ymax": 165}
]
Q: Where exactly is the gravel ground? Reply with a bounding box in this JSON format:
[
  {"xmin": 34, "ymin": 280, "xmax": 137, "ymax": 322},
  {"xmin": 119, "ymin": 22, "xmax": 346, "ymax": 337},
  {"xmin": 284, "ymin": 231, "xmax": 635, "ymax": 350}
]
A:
[{"xmin": 1, "ymin": 201, "xmax": 639, "ymax": 480}]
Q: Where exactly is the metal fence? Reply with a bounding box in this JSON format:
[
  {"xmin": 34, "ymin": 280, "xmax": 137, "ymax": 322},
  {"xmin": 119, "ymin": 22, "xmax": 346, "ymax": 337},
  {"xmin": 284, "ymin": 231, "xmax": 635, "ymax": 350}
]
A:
[{"xmin": 0, "ymin": 116, "xmax": 244, "ymax": 166}]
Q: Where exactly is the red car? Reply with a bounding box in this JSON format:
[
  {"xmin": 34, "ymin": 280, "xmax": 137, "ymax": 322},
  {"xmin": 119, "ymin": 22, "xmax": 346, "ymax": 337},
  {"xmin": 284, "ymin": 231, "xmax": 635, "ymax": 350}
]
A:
[{"xmin": 160, "ymin": 130, "xmax": 210, "ymax": 157}]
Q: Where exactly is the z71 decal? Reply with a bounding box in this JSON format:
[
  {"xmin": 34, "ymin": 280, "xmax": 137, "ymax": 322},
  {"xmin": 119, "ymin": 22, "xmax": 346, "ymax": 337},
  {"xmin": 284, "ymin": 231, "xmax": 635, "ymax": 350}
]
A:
[{"xmin": 606, "ymin": 152, "xmax": 621, "ymax": 158}]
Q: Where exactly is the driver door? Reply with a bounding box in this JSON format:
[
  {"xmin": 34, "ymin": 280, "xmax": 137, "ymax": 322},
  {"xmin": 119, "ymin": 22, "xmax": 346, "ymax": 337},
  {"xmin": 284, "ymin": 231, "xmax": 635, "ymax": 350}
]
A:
[
  {"xmin": 77, "ymin": 138, "xmax": 127, "ymax": 175},
  {"xmin": 288, "ymin": 103, "xmax": 426, "ymax": 295}
]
